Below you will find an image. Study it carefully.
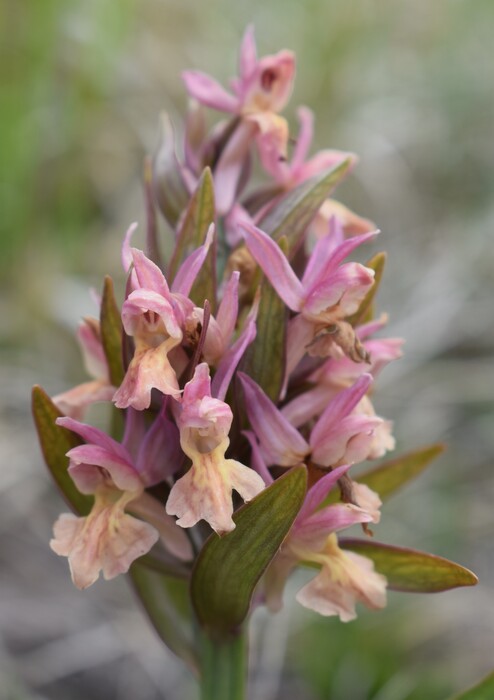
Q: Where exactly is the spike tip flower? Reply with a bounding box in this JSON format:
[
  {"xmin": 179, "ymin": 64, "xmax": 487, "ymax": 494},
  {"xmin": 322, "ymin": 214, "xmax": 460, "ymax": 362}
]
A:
[{"xmin": 33, "ymin": 26, "xmax": 477, "ymax": 699}]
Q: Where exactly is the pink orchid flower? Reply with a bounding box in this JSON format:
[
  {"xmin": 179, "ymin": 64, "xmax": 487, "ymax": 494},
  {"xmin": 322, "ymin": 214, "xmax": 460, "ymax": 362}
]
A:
[
  {"xmin": 166, "ymin": 363, "xmax": 265, "ymax": 535},
  {"xmin": 182, "ymin": 26, "xmax": 295, "ymax": 118},
  {"xmin": 258, "ymin": 106, "xmax": 353, "ymax": 187},
  {"xmin": 241, "ymin": 219, "xmax": 377, "ymax": 383},
  {"xmin": 239, "ymin": 372, "xmax": 382, "ymax": 469},
  {"xmin": 50, "ymin": 413, "xmax": 192, "ymax": 589},
  {"xmin": 255, "ymin": 105, "xmax": 375, "ymax": 239},
  {"xmin": 53, "ymin": 318, "xmax": 115, "ymax": 419},
  {"xmin": 281, "ymin": 316, "xmax": 403, "ymax": 458},
  {"xmin": 114, "ymin": 226, "xmax": 215, "ymax": 409},
  {"xmin": 263, "ymin": 465, "xmax": 387, "ymax": 619},
  {"xmin": 183, "ymin": 26, "xmax": 295, "ymax": 214}
]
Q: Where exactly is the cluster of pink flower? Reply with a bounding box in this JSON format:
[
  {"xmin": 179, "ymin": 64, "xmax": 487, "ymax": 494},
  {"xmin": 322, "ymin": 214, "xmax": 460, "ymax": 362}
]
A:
[{"xmin": 46, "ymin": 27, "xmax": 406, "ymax": 622}]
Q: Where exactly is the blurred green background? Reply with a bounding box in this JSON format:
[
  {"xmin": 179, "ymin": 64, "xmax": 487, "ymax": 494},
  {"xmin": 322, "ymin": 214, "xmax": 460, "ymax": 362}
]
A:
[{"xmin": 1, "ymin": 1, "xmax": 493, "ymax": 698}]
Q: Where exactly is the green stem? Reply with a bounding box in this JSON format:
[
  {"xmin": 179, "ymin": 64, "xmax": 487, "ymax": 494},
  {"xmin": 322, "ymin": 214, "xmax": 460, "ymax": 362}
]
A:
[{"xmin": 199, "ymin": 627, "xmax": 248, "ymax": 700}]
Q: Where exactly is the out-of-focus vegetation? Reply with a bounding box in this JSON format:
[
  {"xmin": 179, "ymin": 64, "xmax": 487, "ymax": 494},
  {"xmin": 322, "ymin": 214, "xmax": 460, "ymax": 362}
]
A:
[{"xmin": 1, "ymin": 1, "xmax": 493, "ymax": 698}]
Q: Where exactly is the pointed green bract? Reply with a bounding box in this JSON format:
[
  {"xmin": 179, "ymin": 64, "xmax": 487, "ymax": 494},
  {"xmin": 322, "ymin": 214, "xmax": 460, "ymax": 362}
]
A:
[
  {"xmin": 168, "ymin": 167, "xmax": 216, "ymax": 310},
  {"xmin": 31, "ymin": 386, "xmax": 93, "ymax": 515},
  {"xmin": 357, "ymin": 443, "xmax": 445, "ymax": 501},
  {"xmin": 129, "ymin": 563, "xmax": 198, "ymax": 672},
  {"xmin": 100, "ymin": 275, "xmax": 125, "ymax": 387},
  {"xmin": 191, "ymin": 466, "xmax": 307, "ymax": 637},
  {"xmin": 240, "ymin": 237, "xmax": 288, "ymax": 401},
  {"xmin": 340, "ymin": 539, "xmax": 478, "ymax": 592},
  {"xmin": 450, "ymin": 671, "xmax": 494, "ymax": 700},
  {"xmin": 153, "ymin": 112, "xmax": 190, "ymax": 228},
  {"xmin": 347, "ymin": 251, "xmax": 387, "ymax": 326},
  {"xmin": 259, "ymin": 158, "xmax": 353, "ymax": 254}
]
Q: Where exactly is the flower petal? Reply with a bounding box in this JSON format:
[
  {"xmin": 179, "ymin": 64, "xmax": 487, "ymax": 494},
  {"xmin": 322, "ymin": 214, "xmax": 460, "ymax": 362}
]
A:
[
  {"xmin": 167, "ymin": 428, "xmax": 265, "ymax": 535},
  {"xmin": 238, "ymin": 373, "xmax": 309, "ymax": 466},
  {"xmin": 113, "ymin": 342, "xmax": 182, "ymax": 409},
  {"xmin": 171, "ymin": 223, "xmax": 215, "ymax": 296},
  {"xmin": 215, "ymin": 271, "xmax": 240, "ymax": 346},
  {"xmin": 212, "ymin": 295, "xmax": 258, "ymax": 401},
  {"xmin": 241, "ymin": 222, "xmax": 304, "ymax": 311},
  {"xmin": 182, "ymin": 71, "xmax": 239, "ymax": 113},
  {"xmin": 297, "ymin": 464, "xmax": 351, "ymax": 520},
  {"xmin": 214, "ymin": 120, "xmax": 257, "ymax": 215},
  {"xmin": 56, "ymin": 416, "xmax": 130, "ymax": 463}
]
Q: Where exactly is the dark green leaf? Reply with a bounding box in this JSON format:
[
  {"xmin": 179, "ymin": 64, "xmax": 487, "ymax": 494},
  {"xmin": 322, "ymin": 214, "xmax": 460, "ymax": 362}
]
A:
[
  {"xmin": 259, "ymin": 158, "xmax": 353, "ymax": 254},
  {"xmin": 152, "ymin": 112, "xmax": 190, "ymax": 228},
  {"xmin": 450, "ymin": 671, "xmax": 494, "ymax": 700},
  {"xmin": 240, "ymin": 237, "xmax": 288, "ymax": 401},
  {"xmin": 191, "ymin": 466, "xmax": 307, "ymax": 637},
  {"xmin": 100, "ymin": 275, "xmax": 125, "ymax": 387},
  {"xmin": 347, "ymin": 251, "xmax": 386, "ymax": 326},
  {"xmin": 168, "ymin": 167, "xmax": 216, "ymax": 310},
  {"xmin": 357, "ymin": 444, "xmax": 445, "ymax": 501},
  {"xmin": 340, "ymin": 539, "xmax": 478, "ymax": 592},
  {"xmin": 31, "ymin": 386, "xmax": 92, "ymax": 515},
  {"xmin": 129, "ymin": 563, "xmax": 198, "ymax": 672}
]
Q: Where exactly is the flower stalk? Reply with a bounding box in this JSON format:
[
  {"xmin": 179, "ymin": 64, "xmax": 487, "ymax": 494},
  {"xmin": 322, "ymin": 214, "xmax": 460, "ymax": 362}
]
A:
[{"xmin": 199, "ymin": 627, "xmax": 248, "ymax": 700}]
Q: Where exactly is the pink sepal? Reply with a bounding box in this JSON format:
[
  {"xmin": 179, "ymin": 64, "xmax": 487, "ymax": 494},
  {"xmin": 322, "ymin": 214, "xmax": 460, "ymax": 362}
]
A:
[
  {"xmin": 56, "ymin": 416, "xmax": 130, "ymax": 463},
  {"xmin": 122, "ymin": 222, "xmax": 139, "ymax": 275},
  {"xmin": 135, "ymin": 407, "xmax": 182, "ymax": 485},
  {"xmin": 243, "ymin": 430, "xmax": 274, "ymax": 485},
  {"xmin": 212, "ymin": 294, "xmax": 259, "ymax": 401},
  {"xmin": 303, "ymin": 261, "xmax": 376, "ymax": 319},
  {"xmin": 297, "ymin": 464, "xmax": 351, "ymax": 521},
  {"xmin": 214, "ymin": 120, "xmax": 257, "ymax": 215},
  {"xmin": 131, "ymin": 248, "xmax": 170, "ymax": 296},
  {"xmin": 77, "ymin": 320, "xmax": 108, "ymax": 381},
  {"xmin": 53, "ymin": 381, "xmax": 115, "ymax": 421},
  {"xmin": 216, "ymin": 271, "xmax": 240, "ymax": 347},
  {"xmin": 296, "ymin": 505, "xmax": 373, "ymax": 548},
  {"xmin": 310, "ymin": 375, "xmax": 382, "ymax": 465},
  {"xmin": 171, "ymin": 224, "xmax": 215, "ymax": 296},
  {"xmin": 66, "ymin": 444, "xmax": 141, "ymax": 493},
  {"xmin": 182, "ymin": 70, "xmax": 239, "ymax": 113},
  {"xmin": 238, "ymin": 373, "xmax": 309, "ymax": 467},
  {"xmin": 241, "ymin": 222, "xmax": 304, "ymax": 311},
  {"xmin": 180, "ymin": 363, "xmax": 232, "ymax": 440},
  {"xmin": 238, "ymin": 50, "xmax": 295, "ymax": 113},
  {"xmin": 238, "ymin": 25, "xmax": 257, "ymax": 81},
  {"xmin": 121, "ymin": 289, "xmax": 182, "ymax": 339}
]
